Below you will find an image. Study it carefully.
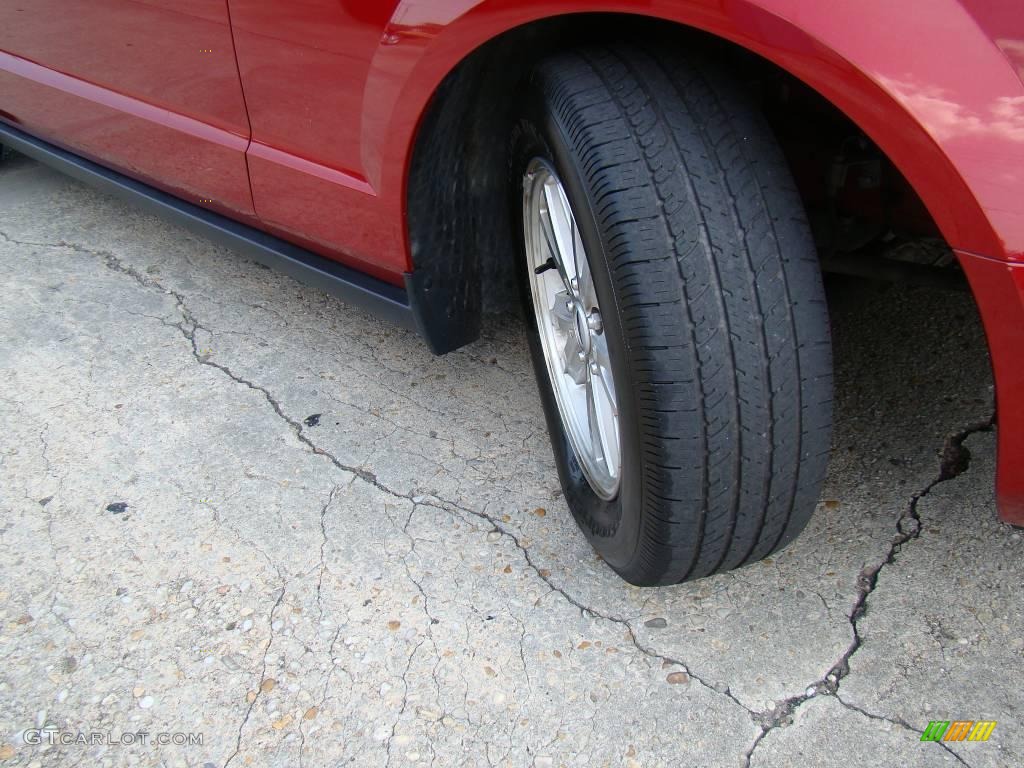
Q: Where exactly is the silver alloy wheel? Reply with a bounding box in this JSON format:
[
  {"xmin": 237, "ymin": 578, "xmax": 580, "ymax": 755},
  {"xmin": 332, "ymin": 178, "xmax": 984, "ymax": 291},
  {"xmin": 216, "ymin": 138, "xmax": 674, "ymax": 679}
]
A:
[{"xmin": 523, "ymin": 158, "xmax": 621, "ymax": 499}]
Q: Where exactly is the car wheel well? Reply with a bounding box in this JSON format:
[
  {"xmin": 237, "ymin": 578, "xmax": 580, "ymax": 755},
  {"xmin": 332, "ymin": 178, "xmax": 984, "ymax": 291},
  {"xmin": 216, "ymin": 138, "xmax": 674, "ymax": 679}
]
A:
[{"xmin": 405, "ymin": 14, "xmax": 956, "ymax": 354}]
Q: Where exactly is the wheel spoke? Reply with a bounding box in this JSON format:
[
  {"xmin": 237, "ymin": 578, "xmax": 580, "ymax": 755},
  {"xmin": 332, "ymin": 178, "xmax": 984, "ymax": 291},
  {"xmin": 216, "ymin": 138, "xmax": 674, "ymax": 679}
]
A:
[
  {"xmin": 591, "ymin": 332, "xmax": 612, "ymax": 375},
  {"xmin": 585, "ymin": 373, "xmax": 604, "ymax": 466},
  {"xmin": 543, "ymin": 182, "xmax": 578, "ymax": 286},
  {"xmin": 555, "ymin": 183, "xmax": 588, "ymax": 298},
  {"xmin": 555, "ymin": 181, "xmax": 595, "ymax": 307},
  {"xmin": 577, "ymin": 250, "xmax": 597, "ymax": 308},
  {"xmin": 591, "ymin": 364, "xmax": 620, "ymax": 477},
  {"xmin": 537, "ymin": 203, "xmax": 571, "ymax": 292},
  {"xmin": 570, "ymin": 207, "xmax": 580, "ymax": 286}
]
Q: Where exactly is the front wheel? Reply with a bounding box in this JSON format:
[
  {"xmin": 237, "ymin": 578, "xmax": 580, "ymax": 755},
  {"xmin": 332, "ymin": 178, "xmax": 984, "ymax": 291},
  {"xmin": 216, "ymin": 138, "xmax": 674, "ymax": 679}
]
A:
[{"xmin": 511, "ymin": 44, "xmax": 833, "ymax": 586}]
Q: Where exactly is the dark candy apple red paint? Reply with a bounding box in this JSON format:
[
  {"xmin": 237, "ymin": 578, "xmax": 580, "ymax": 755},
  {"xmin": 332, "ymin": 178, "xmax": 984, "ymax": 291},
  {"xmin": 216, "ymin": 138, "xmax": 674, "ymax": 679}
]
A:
[{"xmin": 2, "ymin": 2, "xmax": 1022, "ymax": 529}]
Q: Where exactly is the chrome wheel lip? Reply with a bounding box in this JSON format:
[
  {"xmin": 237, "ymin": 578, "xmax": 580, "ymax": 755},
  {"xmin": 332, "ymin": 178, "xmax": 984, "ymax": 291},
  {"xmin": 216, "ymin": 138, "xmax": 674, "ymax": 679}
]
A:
[{"xmin": 523, "ymin": 158, "xmax": 622, "ymax": 500}]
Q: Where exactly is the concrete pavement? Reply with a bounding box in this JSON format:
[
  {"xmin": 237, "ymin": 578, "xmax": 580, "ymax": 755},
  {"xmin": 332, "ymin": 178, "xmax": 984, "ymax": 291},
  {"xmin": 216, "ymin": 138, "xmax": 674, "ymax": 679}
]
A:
[{"xmin": 0, "ymin": 153, "xmax": 1020, "ymax": 767}]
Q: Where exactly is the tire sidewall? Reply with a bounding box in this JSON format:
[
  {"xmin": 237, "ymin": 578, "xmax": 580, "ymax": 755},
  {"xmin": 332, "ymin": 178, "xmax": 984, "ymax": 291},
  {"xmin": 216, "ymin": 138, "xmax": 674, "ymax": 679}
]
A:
[{"xmin": 509, "ymin": 82, "xmax": 644, "ymax": 573}]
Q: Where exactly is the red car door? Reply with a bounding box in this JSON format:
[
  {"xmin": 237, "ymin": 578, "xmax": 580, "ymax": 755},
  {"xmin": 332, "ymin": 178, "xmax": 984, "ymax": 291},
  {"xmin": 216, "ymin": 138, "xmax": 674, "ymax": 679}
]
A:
[
  {"xmin": 0, "ymin": 0, "xmax": 254, "ymax": 219},
  {"xmin": 227, "ymin": 0, "xmax": 405, "ymax": 282}
]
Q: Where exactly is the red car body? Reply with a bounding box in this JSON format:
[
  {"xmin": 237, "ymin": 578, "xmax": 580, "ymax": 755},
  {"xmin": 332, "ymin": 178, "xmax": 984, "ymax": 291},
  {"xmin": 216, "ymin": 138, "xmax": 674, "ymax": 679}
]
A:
[{"xmin": 1, "ymin": 1, "xmax": 1022, "ymax": 525}]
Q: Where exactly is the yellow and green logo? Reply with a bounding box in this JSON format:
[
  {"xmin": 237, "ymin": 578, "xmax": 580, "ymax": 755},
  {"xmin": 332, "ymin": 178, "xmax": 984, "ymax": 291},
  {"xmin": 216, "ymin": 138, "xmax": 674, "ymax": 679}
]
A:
[{"xmin": 921, "ymin": 721, "xmax": 997, "ymax": 742}]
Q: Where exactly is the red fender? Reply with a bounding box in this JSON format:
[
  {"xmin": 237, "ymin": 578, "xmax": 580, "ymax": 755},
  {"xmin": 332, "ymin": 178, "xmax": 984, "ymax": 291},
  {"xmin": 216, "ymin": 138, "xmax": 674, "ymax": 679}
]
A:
[{"xmin": 367, "ymin": 0, "xmax": 1024, "ymax": 523}]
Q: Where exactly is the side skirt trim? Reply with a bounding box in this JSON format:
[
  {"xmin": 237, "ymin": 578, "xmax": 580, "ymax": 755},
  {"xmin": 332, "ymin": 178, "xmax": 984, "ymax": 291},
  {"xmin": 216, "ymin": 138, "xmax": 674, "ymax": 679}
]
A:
[{"xmin": 0, "ymin": 121, "xmax": 418, "ymax": 332}]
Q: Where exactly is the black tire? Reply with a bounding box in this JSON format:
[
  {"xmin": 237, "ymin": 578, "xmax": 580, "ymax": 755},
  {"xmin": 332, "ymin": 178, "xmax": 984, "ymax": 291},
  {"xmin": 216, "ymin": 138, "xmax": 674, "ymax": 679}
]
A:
[{"xmin": 510, "ymin": 44, "xmax": 833, "ymax": 586}]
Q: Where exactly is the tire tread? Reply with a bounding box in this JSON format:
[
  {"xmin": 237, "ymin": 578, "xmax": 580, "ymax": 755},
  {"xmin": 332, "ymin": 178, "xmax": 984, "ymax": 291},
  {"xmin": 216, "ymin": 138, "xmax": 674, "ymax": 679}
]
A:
[{"xmin": 533, "ymin": 43, "xmax": 833, "ymax": 584}]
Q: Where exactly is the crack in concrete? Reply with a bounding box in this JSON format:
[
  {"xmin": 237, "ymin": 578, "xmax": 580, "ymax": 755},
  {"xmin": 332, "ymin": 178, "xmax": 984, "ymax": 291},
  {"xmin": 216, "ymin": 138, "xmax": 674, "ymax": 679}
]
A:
[
  {"xmin": 301, "ymin": 624, "xmax": 354, "ymax": 768},
  {"xmin": 13, "ymin": 228, "xmax": 995, "ymax": 765},
  {"xmin": 11, "ymin": 230, "xmax": 766, "ymax": 723},
  {"xmin": 314, "ymin": 485, "xmax": 341, "ymax": 623},
  {"xmin": 34, "ymin": 424, "xmax": 98, "ymax": 653},
  {"xmin": 835, "ymin": 694, "xmax": 972, "ymax": 766},
  {"xmin": 49, "ymin": 230, "xmax": 759, "ymax": 714},
  {"xmin": 224, "ymin": 578, "xmax": 287, "ymax": 768},
  {"xmin": 391, "ymin": 505, "xmax": 454, "ymax": 763},
  {"xmin": 741, "ymin": 418, "xmax": 993, "ymax": 767},
  {"xmin": 385, "ymin": 636, "xmax": 428, "ymax": 768},
  {"xmin": 429, "ymin": 493, "xmax": 759, "ymax": 712}
]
